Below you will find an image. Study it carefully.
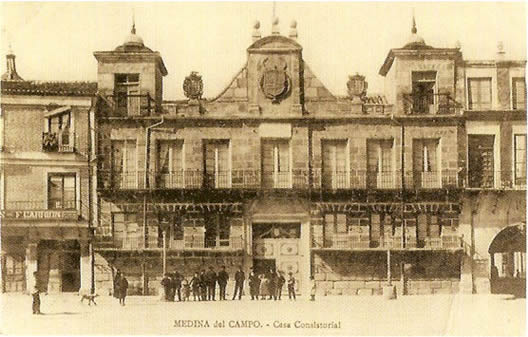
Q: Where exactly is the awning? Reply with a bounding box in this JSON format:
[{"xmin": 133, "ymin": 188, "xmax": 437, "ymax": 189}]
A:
[{"xmin": 44, "ymin": 106, "xmax": 71, "ymax": 118}]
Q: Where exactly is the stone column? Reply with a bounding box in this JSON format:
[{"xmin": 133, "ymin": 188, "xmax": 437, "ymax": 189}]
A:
[
  {"xmin": 79, "ymin": 241, "xmax": 91, "ymax": 294},
  {"xmin": 300, "ymin": 218, "xmax": 311, "ymax": 296},
  {"xmin": 25, "ymin": 243, "xmax": 38, "ymax": 294}
]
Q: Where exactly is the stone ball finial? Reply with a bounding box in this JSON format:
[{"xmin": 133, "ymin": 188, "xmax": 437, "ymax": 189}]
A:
[
  {"xmin": 455, "ymin": 40, "xmax": 462, "ymax": 49},
  {"xmin": 290, "ymin": 20, "xmax": 297, "ymax": 28},
  {"xmin": 497, "ymin": 41, "xmax": 504, "ymax": 52},
  {"xmin": 253, "ymin": 20, "xmax": 260, "ymax": 29},
  {"xmin": 273, "ymin": 17, "xmax": 279, "ymax": 25}
]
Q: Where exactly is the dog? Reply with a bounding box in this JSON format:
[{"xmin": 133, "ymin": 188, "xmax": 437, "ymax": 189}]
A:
[{"xmin": 80, "ymin": 292, "xmax": 99, "ymax": 306}]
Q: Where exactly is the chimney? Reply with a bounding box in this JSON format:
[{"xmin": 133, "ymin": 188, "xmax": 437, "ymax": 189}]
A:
[{"xmin": 1, "ymin": 49, "xmax": 24, "ymax": 81}]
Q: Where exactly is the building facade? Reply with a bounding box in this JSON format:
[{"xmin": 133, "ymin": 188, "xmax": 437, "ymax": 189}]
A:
[
  {"xmin": 0, "ymin": 53, "xmax": 97, "ymax": 293},
  {"xmin": 1, "ymin": 18, "xmax": 525, "ymax": 297}
]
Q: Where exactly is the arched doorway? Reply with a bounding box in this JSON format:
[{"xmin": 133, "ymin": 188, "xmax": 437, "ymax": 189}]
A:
[{"xmin": 489, "ymin": 223, "xmax": 526, "ymax": 297}]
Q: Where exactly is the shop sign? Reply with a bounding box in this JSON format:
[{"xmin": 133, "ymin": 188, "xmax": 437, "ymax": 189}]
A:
[{"xmin": 0, "ymin": 210, "xmax": 78, "ymax": 220}]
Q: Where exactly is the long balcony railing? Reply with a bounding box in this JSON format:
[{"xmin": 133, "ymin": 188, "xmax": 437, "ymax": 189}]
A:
[
  {"xmin": 98, "ymin": 168, "xmax": 463, "ymax": 191},
  {"xmin": 402, "ymin": 92, "xmax": 462, "ymax": 115},
  {"xmin": 1, "ymin": 200, "xmax": 80, "ymax": 221},
  {"xmin": 42, "ymin": 130, "xmax": 75, "ymax": 153}
]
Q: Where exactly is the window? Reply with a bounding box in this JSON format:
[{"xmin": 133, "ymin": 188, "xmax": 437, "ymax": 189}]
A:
[
  {"xmin": 43, "ymin": 110, "xmax": 73, "ymax": 152},
  {"xmin": 204, "ymin": 140, "xmax": 230, "ymax": 188},
  {"xmin": 114, "ymin": 74, "xmax": 140, "ymax": 116},
  {"xmin": 367, "ymin": 139, "xmax": 394, "ymax": 188},
  {"xmin": 157, "ymin": 140, "xmax": 184, "ymax": 188},
  {"xmin": 112, "ymin": 213, "xmax": 140, "ymax": 248},
  {"xmin": 512, "ymin": 77, "xmax": 526, "ymax": 110},
  {"xmin": 412, "ymin": 71, "xmax": 436, "ymax": 114},
  {"xmin": 413, "ymin": 139, "xmax": 440, "ymax": 188},
  {"xmin": 514, "ymin": 134, "xmax": 526, "ymax": 186},
  {"xmin": 468, "ymin": 78, "xmax": 492, "ymax": 110},
  {"xmin": 253, "ymin": 223, "xmax": 301, "ymax": 239},
  {"xmin": 324, "ymin": 213, "xmax": 348, "ymax": 234},
  {"xmin": 158, "ymin": 213, "xmax": 184, "ymax": 247},
  {"xmin": 47, "ymin": 174, "xmax": 76, "ymax": 209},
  {"xmin": 468, "ymin": 135, "xmax": 495, "ymax": 188},
  {"xmin": 204, "ymin": 213, "xmax": 230, "ymax": 247},
  {"xmin": 322, "ymin": 140, "xmax": 349, "ymax": 189},
  {"xmin": 262, "ymin": 139, "xmax": 291, "ymax": 188},
  {"xmin": 111, "ymin": 140, "xmax": 138, "ymax": 188}
]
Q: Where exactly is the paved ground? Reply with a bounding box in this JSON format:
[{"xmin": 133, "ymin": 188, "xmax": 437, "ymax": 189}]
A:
[{"xmin": 0, "ymin": 293, "xmax": 525, "ymax": 335}]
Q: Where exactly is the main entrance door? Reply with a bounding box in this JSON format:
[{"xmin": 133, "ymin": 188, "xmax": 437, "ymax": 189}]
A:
[{"xmin": 252, "ymin": 223, "xmax": 302, "ymax": 293}]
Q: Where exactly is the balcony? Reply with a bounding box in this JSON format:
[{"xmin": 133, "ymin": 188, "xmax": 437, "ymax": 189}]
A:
[
  {"xmin": 402, "ymin": 92, "xmax": 462, "ymax": 115},
  {"xmin": 42, "ymin": 130, "xmax": 75, "ymax": 152},
  {"xmin": 98, "ymin": 170, "xmax": 147, "ymax": 190},
  {"xmin": 261, "ymin": 170, "xmax": 310, "ymax": 189},
  {"xmin": 152, "ymin": 170, "xmax": 203, "ymax": 189},
  {"xmin": 313, "ymin": 169, "xmax": 367, "ymax": 190},
  {"xmin": 467, "ymin": 169, "xmax": 499, "ymax": 189},
  {"xmin": 404, "ymin": 170, "xmax": 460, "ymax": 189},
  {"xmin": 367, "ymin": 171, "xmax": 400, "ymax": 189},
  {"xmin": 105, "ymin": 93, "xmax": 156, "ymax": 117}
]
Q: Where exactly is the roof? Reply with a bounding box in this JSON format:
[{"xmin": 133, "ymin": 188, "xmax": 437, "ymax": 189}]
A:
[{"xmin": 1, "ymin": 80, "xmax": 97, "ymax": 96}]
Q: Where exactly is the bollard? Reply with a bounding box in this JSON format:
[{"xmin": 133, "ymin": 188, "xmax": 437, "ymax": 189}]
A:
[{"xmin": 383, "ymin": 284, "xmax": 397, "ymax": 300}]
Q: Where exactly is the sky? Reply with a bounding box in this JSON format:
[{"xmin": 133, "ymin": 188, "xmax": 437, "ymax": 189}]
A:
[{"xmin": 1, "ymin": 2, "xmax": 526, "ymax": 100}]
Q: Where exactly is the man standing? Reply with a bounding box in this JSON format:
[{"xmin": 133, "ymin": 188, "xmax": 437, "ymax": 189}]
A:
[
  {"xmin": 268, "ymin": 269, "xmax": 277, "ymax": 300},
  {"xmin": 248, "ymin": 269, "xmax": 259, "ymax": 300},
  {"xmin": 287, "ymin": 272, "xmax": 296, "ymax": 301},
  {"xmin": 232, "ymin": 266, "xmax": 245, "ymax": 300},
  {"xmin": 161, "ymin": 273, "xmax": 171, "ymax": 301},
  {"xmin": 31, "ymin": 272, "xmax": 43, "ymax": 315},
  {"xmin": 119, "ymin": 274, "xmax": 129, "ymax": 306},
  {"xmin": 217, "ymin": 266, "xmax": 229, "ymax": 301},
  {"xmin": 276, "ymin": 271, "xmax": 286, "ymax": 300},
  {"xmin": 206, "ymin": 266, "xmax": 217, "ymax": 301},
  {"xmin": 113, "ymin": 270, "xmax": 121, "ymax": 300},
  {"xmin": 199, "ymin": 269, "xmax": 207, "ymax": 301}
]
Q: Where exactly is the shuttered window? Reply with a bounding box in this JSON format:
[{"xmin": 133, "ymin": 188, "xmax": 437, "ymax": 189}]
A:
[
  {"xmin": 468, "ymin": 78, "xmax": 492, "ymax": 110},
  {"xmin": 512, "ymin": 77, "xmax": 526, "ymax": 110},
  {"xmin": 514, "ymin": 134, "xmax": 526, "ymax": 185},
  {"xmin": 204, "ymin": 140, "xmax": 230, "ymax": 188},
  {"xmin": 322, "ymin": 140, "xmax": 348, "ymax": 188},
  {"xmin": 48, "ymin": 174, "xmax": 76, "ymax": 209}
]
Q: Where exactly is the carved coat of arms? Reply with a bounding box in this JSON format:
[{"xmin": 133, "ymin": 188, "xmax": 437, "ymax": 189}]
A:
[
  {"xmin": 260, "ymin": 57, "xmax": 291, "ymax": 103},
  {"xmin": 347, "ymin": 73, "xmax": 368, "ymax": 98},
  {"xmin": 183, "ymin": 71, "xmax": 203, "ymax": 100}
]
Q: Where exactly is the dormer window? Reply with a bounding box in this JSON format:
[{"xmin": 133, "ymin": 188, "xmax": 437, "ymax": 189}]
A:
[
  {"xmin": 42, "ymin": 106, "xmax": 74, "ymax": 152},
  {"xmin": 114, "ymin": 73, "xmax": 140, "ymax": 116},
  {"xmin": 411, "ymin": 71, "xmax": 436, "ymax": 114}
]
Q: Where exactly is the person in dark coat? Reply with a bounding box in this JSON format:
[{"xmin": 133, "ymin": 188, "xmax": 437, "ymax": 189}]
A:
[
  {"xmin": 268, "ymin": 269, "xmax": 277, "ymax": 300},
  {"xmin": 232, "ymin": 266, "xmax": 245, "ymax": 300},
  {"xmin": 276, "ymin": 271, "xmax": 286, "ymax": 300},
  {"xmin": 206, "ymin": 266, "xmax": 217, "ymax": 301},
  {"xmin": 119, "ymin": 274, "xmax": 129, "ymax": 306},
  {"xmin": 248, "ymin": 269, "xmax": 260, "ymax": 300},
  {"xmin": 113, "ymin": 270, "xmax": 121, "ymax": 299},
  {"xmin": 190, "ymin": 272, "xmax": 201, "ymax": 301},
  {"xmin": 287, "ymin": 272, "xmax": 296, "ymax": 301},
  {"xmin": 31, "ymin": 271, "xmax": 44, "ymax": 314},
  {"xmin": 199, "ymin": 270, "xmax": 208, "ymax": 301},
  {"xmin": 161, "ymin": 273, "xmax": 171, "ymax": 301},
  {"xmin": 217, "ymin": 266, "xmax": 229, "ymax": 301},
  {"xmin": 172, "ymin": 272, "xmax": 182, "ymax": 302}
]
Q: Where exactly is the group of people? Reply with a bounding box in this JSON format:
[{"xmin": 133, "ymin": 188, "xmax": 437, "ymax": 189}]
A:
[
  {"xmin": 160, "ymin": 265, "xmax": 300, "ymax": 302},
  {"xmin": 113, "ymin": 271, "xmax": 129, "ymax": 306}
]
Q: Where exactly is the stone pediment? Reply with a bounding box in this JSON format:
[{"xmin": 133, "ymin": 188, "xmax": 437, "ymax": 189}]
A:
[{"xmin": 247, "ymin": 35, "xmax": 302, "ymax": 53}]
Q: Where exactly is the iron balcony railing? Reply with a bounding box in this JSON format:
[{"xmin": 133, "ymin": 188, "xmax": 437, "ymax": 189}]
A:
[
  {"xmin": 402, "ymin": 92, "xmax": 463, "ymax": 115},
  {"xmin": 98, "ymin": 168, "xmax": 463, "ymax": 191},
  {"xmin": 42, "ymin": 130, "xmax": 75, "ymax": 153},
  {"xmin": 4, "ymin": 200, "xmax": 77, "ymax": 210},
  {"xmin": 105, "ymin": 93, "xmax": 156, "ymax": 117},
  {"xmin": 467, "ymin": 169, "xmax": 499, "ymax": 189}
]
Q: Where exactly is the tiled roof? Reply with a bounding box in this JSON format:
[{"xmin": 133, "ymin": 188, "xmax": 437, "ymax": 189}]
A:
[{"xmin": 1, "ymin": 80, "xmax": 97, "ymax": 96}]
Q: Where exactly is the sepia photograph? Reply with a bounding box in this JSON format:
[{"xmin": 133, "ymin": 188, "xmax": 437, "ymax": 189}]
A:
[{"xmin": 0, "ymin": 1, "xmax": 526, "ymax": 335}]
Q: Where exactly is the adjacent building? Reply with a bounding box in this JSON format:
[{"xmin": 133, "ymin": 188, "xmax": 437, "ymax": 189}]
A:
[{"xmin": 1, "ymin": 17, "xmax": 525, "ymax": 297}]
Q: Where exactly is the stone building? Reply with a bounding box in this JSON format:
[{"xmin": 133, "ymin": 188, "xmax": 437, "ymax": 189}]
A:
[
  {"xmin": 0, "ymin": 50, "xmax": 97, "ymax": 293},
  {"xmin": 1, "ymin": 17, "xmax": 525, "ymax": 297}
]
